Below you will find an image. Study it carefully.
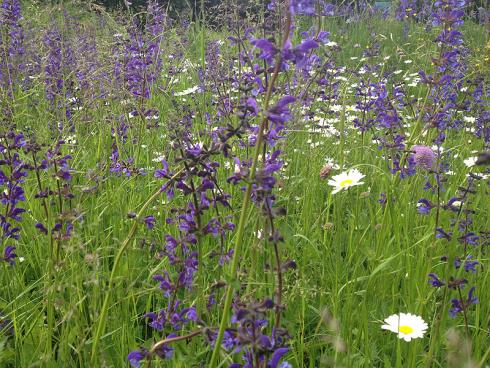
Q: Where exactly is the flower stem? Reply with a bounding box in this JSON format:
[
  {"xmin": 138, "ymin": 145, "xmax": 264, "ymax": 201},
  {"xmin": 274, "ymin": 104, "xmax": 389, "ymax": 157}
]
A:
[
  {"xmin": 151, "ymin": 328, "xmax": 205, "ymax": 353},
  {"xmin": 208, "ymin": 7, "xmax": 291, "ymax": 366},
  {"xmin": 457, "ymin": 286, "xmax": 470, "ymax": 337}
]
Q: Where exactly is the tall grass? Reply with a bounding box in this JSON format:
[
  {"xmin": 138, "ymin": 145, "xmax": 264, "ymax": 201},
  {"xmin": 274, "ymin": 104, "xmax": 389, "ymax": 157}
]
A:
[{"xmin": 0, "ymin": 1, "xmax": 489, "ymax": 367}]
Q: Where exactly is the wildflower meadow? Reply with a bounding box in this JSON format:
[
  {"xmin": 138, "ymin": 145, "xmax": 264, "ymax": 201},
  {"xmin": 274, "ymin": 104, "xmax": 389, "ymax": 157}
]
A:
[{"xmin": 0, "ymin": 0, "xmax": 489, "ymax": 367}]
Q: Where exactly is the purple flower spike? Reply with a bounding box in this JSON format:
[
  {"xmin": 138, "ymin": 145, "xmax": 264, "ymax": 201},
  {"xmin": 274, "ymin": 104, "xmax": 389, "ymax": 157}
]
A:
[
  {"xmin": 267, "ymin": 96, "xmax": 296, "ymax": 124},
  {"xmin": 3, "ymin": 245, "xmax": 17, "ymax": 265},
  {"xmin": 428, "ymin": 273, "xmax": 445, "ymax": 287},
  {"xmin": 1, "ymin": 131, "xmax": 31, "ymax": 265},
  {"xmin": 290, "ymin": 0, "xmax": 316, "ymax": 16},
  {"xmin": 144, "ymin": 215, "xmax": 156, "ymax": 230},
  {"xmin": 417, "ymin": 198, "xmax": 434, "ymax": 215},
  {"xmin": 127, "ymin": 350, "xmax": 147, "ymax": 368},
  {"xmin": 449, "ymin": 287, "xmax": 478, "ymax": 318},
  {"xmin": 269, "ymin": 347, "xmax": 289, "ymax": 368}
]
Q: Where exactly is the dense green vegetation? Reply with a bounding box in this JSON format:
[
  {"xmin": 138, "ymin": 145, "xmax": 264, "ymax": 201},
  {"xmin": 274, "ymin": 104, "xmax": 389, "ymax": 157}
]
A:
[{"xmin": 1, "ymin": 1, "xmax": 489, "ymax": 367}]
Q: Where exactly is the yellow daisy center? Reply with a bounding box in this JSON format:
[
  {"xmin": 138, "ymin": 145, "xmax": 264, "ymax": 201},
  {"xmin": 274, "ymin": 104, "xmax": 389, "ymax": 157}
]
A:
[
  {"xmin": 340, "ymin": 179, "xmax": 353, "ymax": 187},
  {"xmin": 399, "ymin": 325, "xmax": 414, "ymax": 335}
]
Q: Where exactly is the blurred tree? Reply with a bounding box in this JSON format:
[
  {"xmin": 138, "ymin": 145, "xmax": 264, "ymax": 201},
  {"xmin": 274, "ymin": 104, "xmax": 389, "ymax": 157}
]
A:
[
  {"xmin": 37, "ymin": 0, "xmax": 490, "ymax": 21},
  {"xmin": 88, "ymin": 0, "xmax": 222, "ymax": 13}
]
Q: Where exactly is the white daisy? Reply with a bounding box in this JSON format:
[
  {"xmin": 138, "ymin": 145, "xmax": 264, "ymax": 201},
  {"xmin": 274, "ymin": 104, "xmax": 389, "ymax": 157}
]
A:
[
  {"xmin": 152, "ymin": 153, "xmax": 165, "ymax": 163},
  {"xmin": 174, "ymin": 85, "xmax": 200, "ymax": 97},
  {"xmin": 328, "ymin": 169, "xmax": 365, "ymax": 194},
  {"xmin": 381, "ymin": 313, "xmax": 428, "ymax": 342},
  {"xmin": 324, "ymin": 157, "xmax": 340, "ymax": 170},
  {"xmin": 463, "ymin": 157, "xmax": 477, "ymax": 167}
]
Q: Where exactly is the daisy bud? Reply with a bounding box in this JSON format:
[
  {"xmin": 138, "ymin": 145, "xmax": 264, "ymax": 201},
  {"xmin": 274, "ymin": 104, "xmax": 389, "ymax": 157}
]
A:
[{"xmin": 319, "ymin": 164, "xmax": 333, "ymax": 179}]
